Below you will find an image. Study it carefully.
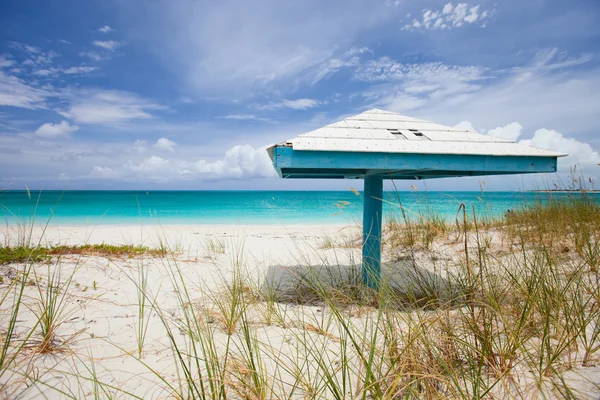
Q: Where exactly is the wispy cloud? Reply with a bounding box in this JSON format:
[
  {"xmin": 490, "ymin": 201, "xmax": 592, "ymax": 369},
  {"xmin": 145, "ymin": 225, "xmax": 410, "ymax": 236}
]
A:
[
  {"xmin": 253, "ymin": 98, "xmax": 320, "ymax": 110},
  {"xmin": 97, "ymin": 25, "xmax": 114, "ymax": 33},
  {"xmin": 220, "ymin": 114, "xmax": 272, "ymax": 122},
  {"xmin": 354, "ymin": 57, "xmax": 486, "ymax": 83},
  {"xmin": 0, "ymin": 56, "xmax": 16, "ymax": 68},
  {"xmin": 0, "ymin": 71, "xmax": 52, "ymax": 109},
  {"xmin": 403, "ymin": 2, "xmax": 492, "ymax": 31},
  {"xmin": 121, "ymin": 0, "xmax": 395, "ymax": 94},
  {"xmin": 354, "ymin": 58, "xmax": 488, "ymax": 109},
  {"xmin": 59, "ymin": 90, "xmax": 164, "ymax": 124},
  {"xmin": 63, "ymin": 66, "xmax": 97, "ymax": 75},
  {"xmin": 79, "ymin": 51, "xmax": 103, "ymax": 61},
  {"xmin": 309, "ymin": 47, "xmax": 370, "ymax": 84},
  {"xmin": 92, "ymin": 40, "xmax": 121, "ymax": 51}
]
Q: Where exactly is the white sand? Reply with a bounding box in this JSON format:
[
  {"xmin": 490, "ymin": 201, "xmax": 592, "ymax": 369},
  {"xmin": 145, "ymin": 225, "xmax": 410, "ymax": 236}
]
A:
[
  {"xmin": 0, "ymin": 223, "xmax": 364, "ymax": 398},
  {"xmin": 1, "ymin": 223, "xmax": 599, "ymax": 399}
]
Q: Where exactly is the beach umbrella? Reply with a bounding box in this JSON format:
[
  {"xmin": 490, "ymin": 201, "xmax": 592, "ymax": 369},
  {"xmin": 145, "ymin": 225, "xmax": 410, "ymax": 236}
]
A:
[{"xmin": 267, "ymin": 109, "xmax": 566, "ymax": 289}]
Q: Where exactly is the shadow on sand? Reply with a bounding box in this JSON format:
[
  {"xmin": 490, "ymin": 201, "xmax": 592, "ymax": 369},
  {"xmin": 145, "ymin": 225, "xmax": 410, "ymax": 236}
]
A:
[{"xmin": 261, "ymin": 257, "xmax": 462, "ymax": 308}]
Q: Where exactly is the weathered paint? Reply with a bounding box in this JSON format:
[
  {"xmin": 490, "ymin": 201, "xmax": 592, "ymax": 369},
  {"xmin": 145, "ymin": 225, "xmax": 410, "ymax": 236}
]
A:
[
  {"xmin": 273, "ymin": 147, "xmax": 558, "ymax": 179},
  {"xmin": 362, "ymin": 175, "xmax": 383, "ymax": 290},
  {"xmin": 291, "ymin": 138, "xmax": 565, "ymax": 157},
  {"xmin": 290, "ymin": 109, "xmax": 567, "ymax": 157}
]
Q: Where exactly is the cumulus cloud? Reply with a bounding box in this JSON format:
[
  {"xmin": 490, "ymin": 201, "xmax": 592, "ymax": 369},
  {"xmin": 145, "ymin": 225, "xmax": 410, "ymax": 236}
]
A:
[
  {"xmin": 403, "ymin": 2, "xmax": 491, "ymax": 31},
  {"xmin": 90, "ymin": 166, "xmax": 116, "ymax": 178},
  {"xmin": 97, "ymin": 25, "xmax": 114, "ymax": 33},
  {"xmin": 92, "ymin": 40, "xmax": 121, "ymax": 51},
  {"xmin": 35, "ymin": 120, "xmax": 79, "ymax": 138},
  {"xmin": 154, "ymin": 137, "xmax": 176, "ymax": 152},
  {"xmin": 193, "ymin": 145, "xmax": 276, "ymax": 180},
  {"xmin": 125, "ymin": 156, "xmax": 169, "ymax": 172},
  {"xmin": 520, "ymin": 128, "xmax": 600, "ymax": 172},
  {"xmin": 464, "ymin": 120, "xmax": 600, "ymax": 173},
  {"xmin": 453, "ymin": 121, "xmax": 476, "ymax": 132},
  {"xmin": 60, "ymin": 90, "xmax": 163, "ymax": 124},
  {"xmin": 487, "ymin": 122, "xmax": 523, "ymax": 141},
  {"xmin": 91, "ymin": 145, "xmax": 275, "ymax": 183}
]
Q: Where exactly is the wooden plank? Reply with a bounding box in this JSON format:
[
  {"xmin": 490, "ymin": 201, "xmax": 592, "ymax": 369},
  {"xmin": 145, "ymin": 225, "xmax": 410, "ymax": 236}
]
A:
[{"xmin": 274, "ymin": 147, "xmax": 558, "ymax": 175}]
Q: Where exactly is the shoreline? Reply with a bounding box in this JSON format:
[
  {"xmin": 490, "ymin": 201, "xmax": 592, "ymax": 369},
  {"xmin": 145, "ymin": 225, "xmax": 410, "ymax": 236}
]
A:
[{"xmin": 0, "ymin": 223, "xmax": 358, "ymax": 252}]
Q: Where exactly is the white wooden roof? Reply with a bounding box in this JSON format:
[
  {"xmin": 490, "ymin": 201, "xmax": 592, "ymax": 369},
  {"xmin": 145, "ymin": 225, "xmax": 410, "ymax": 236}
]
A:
[{"xmin": 278, "ymin": 109, "xmax": 567, "ymax": 157}]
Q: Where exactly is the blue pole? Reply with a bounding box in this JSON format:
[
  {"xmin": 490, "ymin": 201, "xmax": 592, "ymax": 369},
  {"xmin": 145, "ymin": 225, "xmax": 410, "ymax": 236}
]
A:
[{"xmin": 362, "ymin": 175, "xmax": 383, "ymax": 289}]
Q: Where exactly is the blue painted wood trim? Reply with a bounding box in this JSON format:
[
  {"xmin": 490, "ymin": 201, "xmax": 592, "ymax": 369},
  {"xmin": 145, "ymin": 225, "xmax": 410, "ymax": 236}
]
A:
[
  {"xmin": 272, "ymin": 147, "xmax": 558, "ymax": 177},
  {"xmin": 362, "ymin": 175, "xmax": 383, "ymax": 290}
]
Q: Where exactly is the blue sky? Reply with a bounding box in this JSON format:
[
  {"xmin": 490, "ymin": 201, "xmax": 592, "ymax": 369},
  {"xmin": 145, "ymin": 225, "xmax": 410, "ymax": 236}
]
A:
[{"xmin": 1, "ymin": 0, "xmax": 599, "ymax": 191}]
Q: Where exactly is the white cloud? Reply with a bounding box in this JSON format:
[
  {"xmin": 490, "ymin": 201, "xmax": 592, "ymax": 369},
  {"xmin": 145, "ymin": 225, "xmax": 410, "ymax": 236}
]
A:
[
  {"xmin": 154, "ymin": 137, "xmax": 176, "ymax": 152},
  {"xmin": 125, "ymin": 156, "xmax": 169, "ymax": 172},
  {"xmin": 32, "ymin": 68, "xmax": 59, "ymax": 77},
  {"xmin": 487, "ymin": 122, "xmax": 522, "ymax": 141},
  {"xmin": 92, "ymin": 40, "xmax": 121, "ymax": 51},
  {"xmin": 88, "ymin": 145, "xmax": 277, "ymax": 183},
  {"xmin": 35, "ymin": 120, "xmax": 79, "ymax": 138},
  {"xmin": 356, "ymin": 59, "xmax": 487, "ymax": 110},
  {"xmin": 403, "ymin": 2, "xmax": 491, "ymax": 31},
  {"xmin": 63, "ymin": 66, "xmax": 97, "ymax": 74},
  {"xmin": 0, "ymin": 56, "xmax": 15, "ymax": 68},
  {"xmin": 133, "ymin": 139, "xmax": 148, "ymax": 154},
  {"xmin": 0, "ymin": 71, "xmax": 51, "ymax": 109},
  {"xmin": 354, "ymin": 57, "xmax": 486, "ymax": 84},
  {"xmin": 90, "ymin": 166, "xmax": 116, "ymax": 178},
  {"xmin": 459, "ymin": 121, "xmax": 600, "ymax": 174},
  {"xmin": 255, "ymin": 98, "xmax": 320, "ymax": 110},
  {"xmin": 453, "ymin": 121, "xmax": 476, "ymax": 132},
  {"xmin": 194, "ymin": 145, "xmax": 276, "ymax": 180},
  {"xmin": 60, "ymin": 90, "xmax": 163, "ymax": 124},
  {"xmin": 221, "ymin": 114, "xmax": 272, "ymax": 122},
  {"xmin": 79, "ymin": 51, "xmax": 103, "ymax": 61},
  {"xmin": 97, "ymin": 25, "xmax": 114, "ymax": 33},
  {"xmin": 520, "ymin": 129, "xmax": 600, "ymax": 172}
]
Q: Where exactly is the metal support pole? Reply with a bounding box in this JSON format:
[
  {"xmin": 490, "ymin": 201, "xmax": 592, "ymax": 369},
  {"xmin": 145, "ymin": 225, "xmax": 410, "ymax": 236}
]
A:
[{"xmin": 362, "ymin": 175, "xmax": 383, "ymax": 289}]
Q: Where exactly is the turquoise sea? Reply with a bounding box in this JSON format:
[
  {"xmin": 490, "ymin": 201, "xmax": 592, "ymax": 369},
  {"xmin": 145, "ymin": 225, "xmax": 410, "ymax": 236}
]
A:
[{"xmin": 0, "ymin": 190, "xmax": 597, "ymax": 226}]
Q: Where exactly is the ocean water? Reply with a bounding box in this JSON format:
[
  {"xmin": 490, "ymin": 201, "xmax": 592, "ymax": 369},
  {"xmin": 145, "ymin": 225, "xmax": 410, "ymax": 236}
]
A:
[{"xmin": 0, "ymin": 190, "xmax": 597, "ymax": 226}]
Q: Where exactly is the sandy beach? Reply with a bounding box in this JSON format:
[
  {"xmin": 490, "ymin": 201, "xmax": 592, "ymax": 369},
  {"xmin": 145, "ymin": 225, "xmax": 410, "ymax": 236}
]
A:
[
  {"xmin": 0, "ymin": 223, "xmax": 365, "ymax": 398},
  {"xmin": 1, "ymin": 218, "xmax": 600, "ymax": 399}
]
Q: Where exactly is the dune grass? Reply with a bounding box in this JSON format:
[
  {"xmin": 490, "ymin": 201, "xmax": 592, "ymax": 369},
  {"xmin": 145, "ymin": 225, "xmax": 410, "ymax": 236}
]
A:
[
  {"xmin": 1, "ymin": 189, "xmax": 599, "ymax": 398},
  {"xmin": 0, "ymin": 243, "xmax": 168, "ymax": 265}
]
